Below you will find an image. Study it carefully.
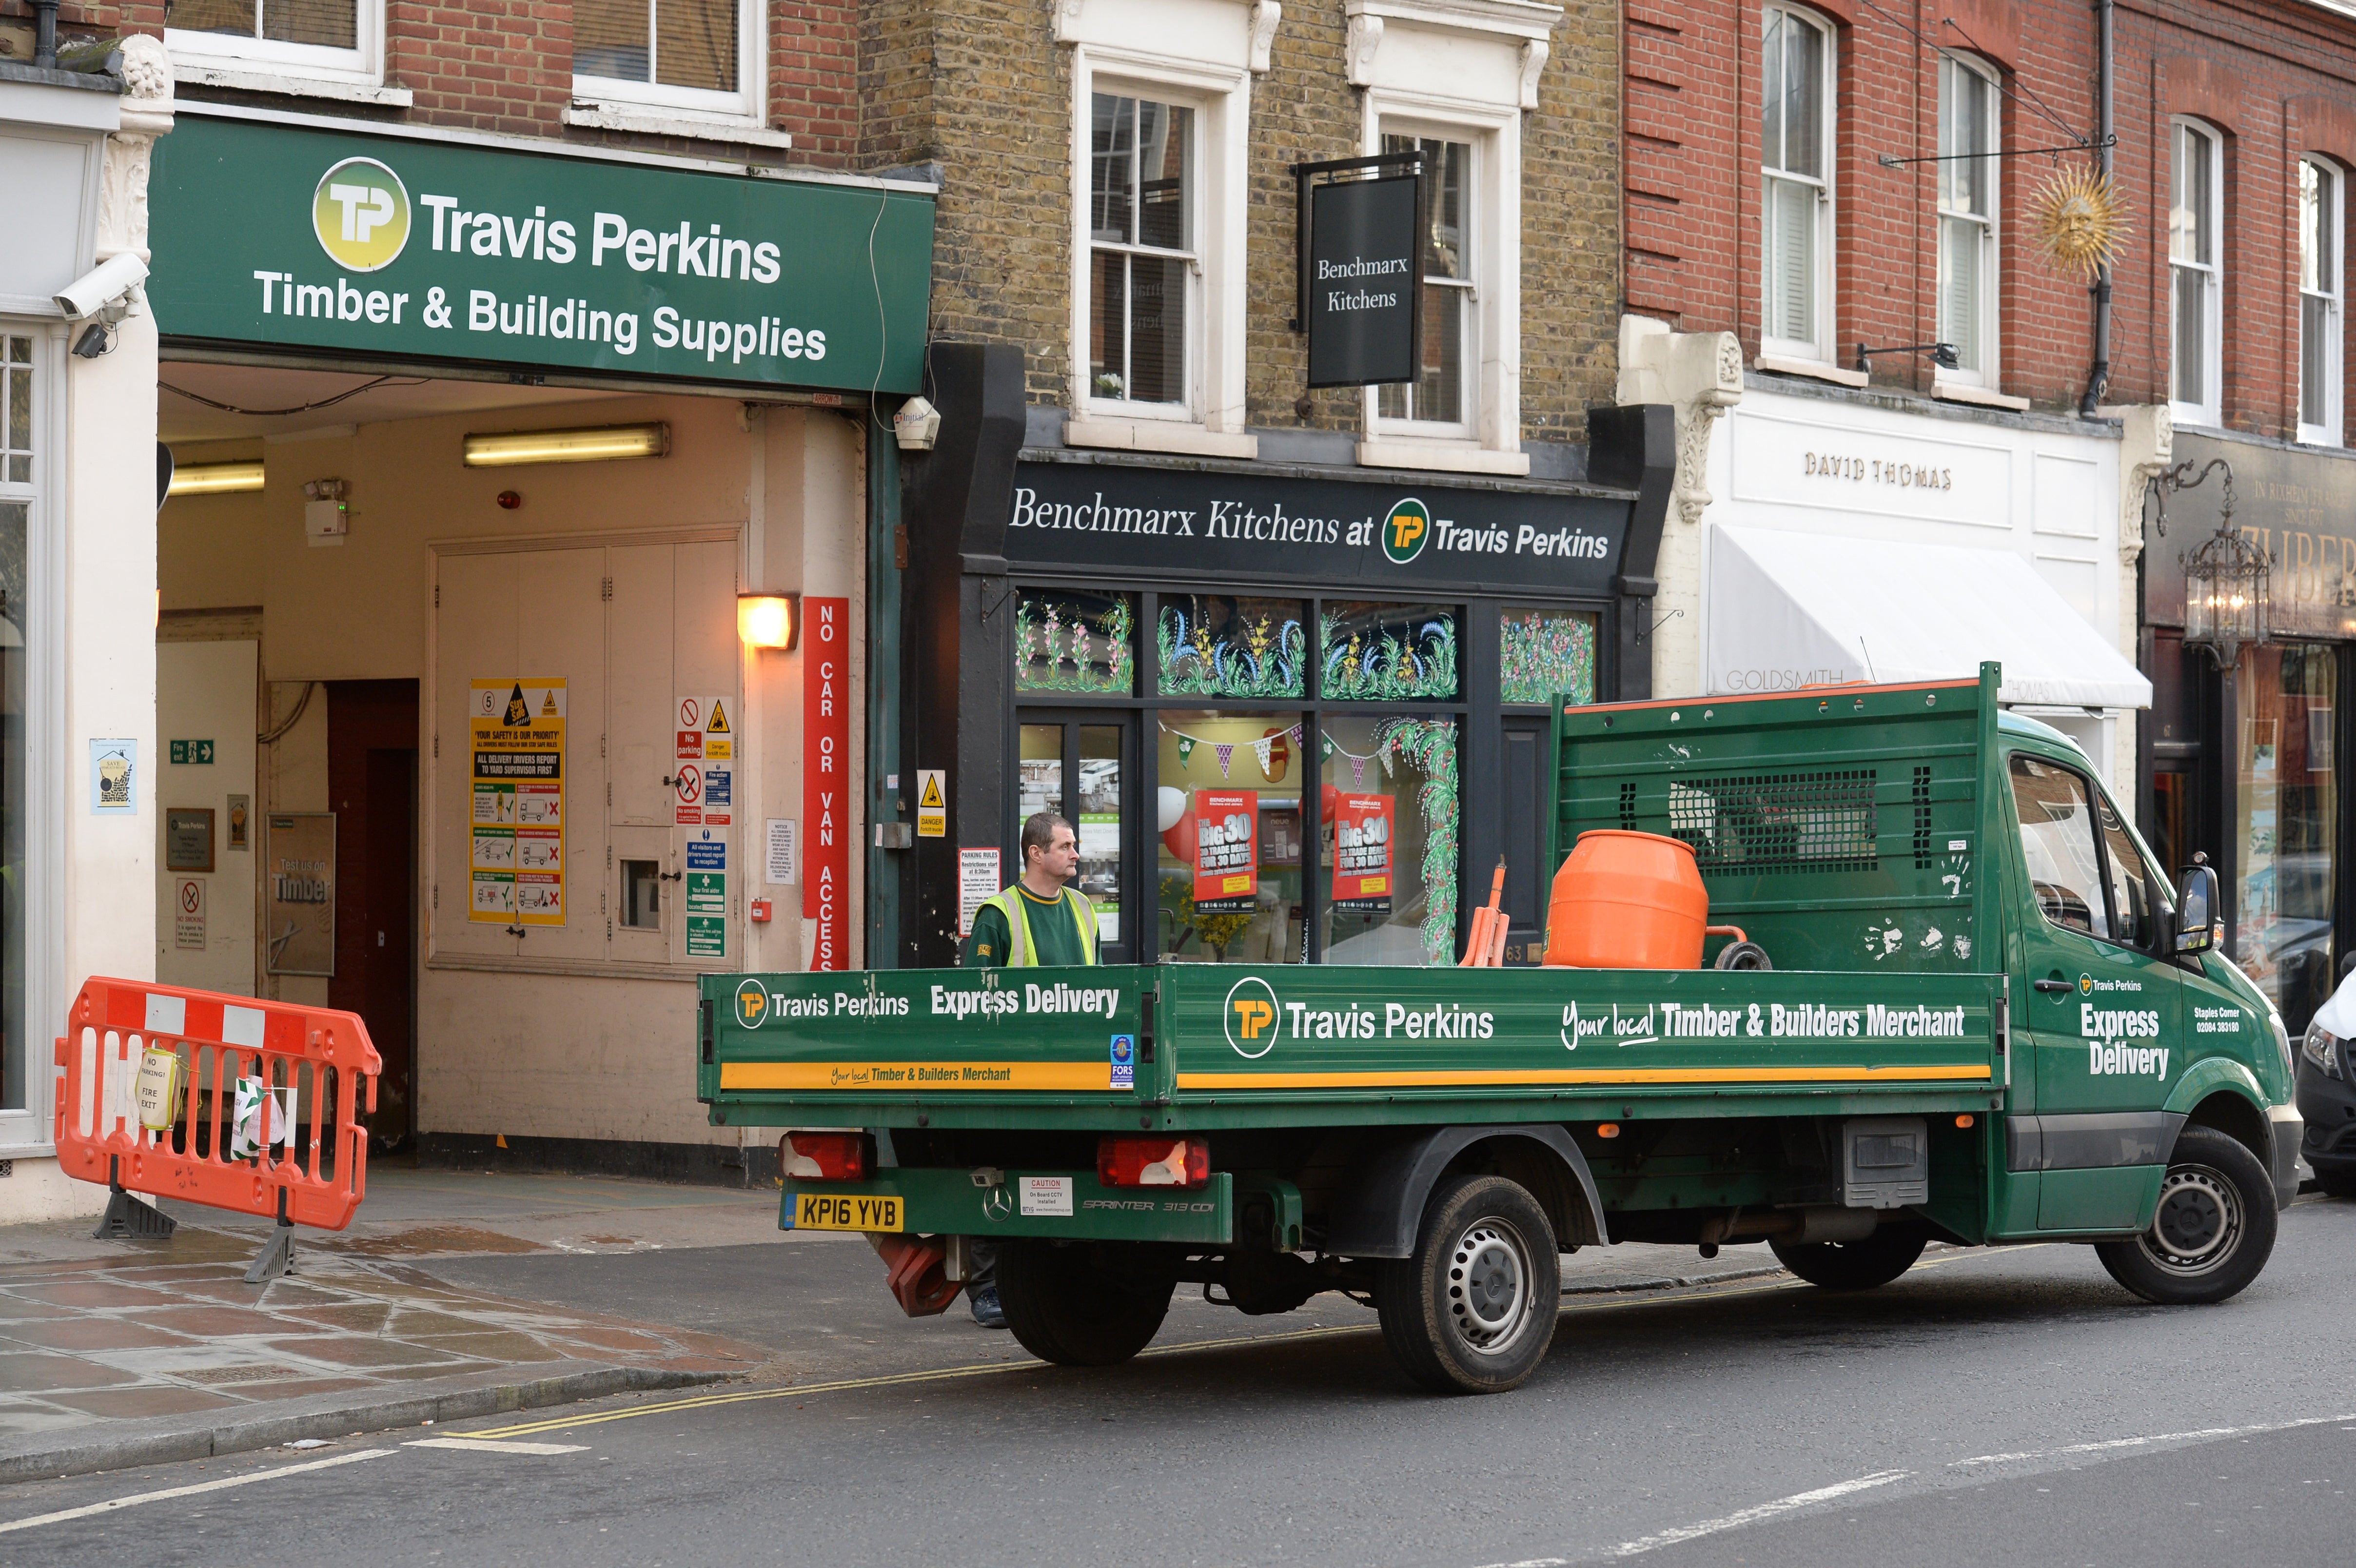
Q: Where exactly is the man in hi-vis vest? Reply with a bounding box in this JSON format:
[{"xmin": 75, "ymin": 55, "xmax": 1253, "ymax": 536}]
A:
[
  {"xmin": 961, "ymin": 812, "xmax": 1098, "ymax": 969},
  {"xmin": 955, "ymin": 811, "xmax": 1096, "ymax": 1329}
]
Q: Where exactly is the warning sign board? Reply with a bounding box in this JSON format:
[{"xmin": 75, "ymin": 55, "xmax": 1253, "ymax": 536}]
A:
[
  {"xmin": 470, "ymin": 679, "xmax": 566, "ymax": 926},
  {"xmin": 175, "ymin": 878, "xmax": 206, "ymax": 950},
  {"xmin": 916, "ymin": 769, "xmax": 946, "ymax": 838},
  {"xmin": 674, "ymin": 761, "xmax": 704, "ymax": 826}
]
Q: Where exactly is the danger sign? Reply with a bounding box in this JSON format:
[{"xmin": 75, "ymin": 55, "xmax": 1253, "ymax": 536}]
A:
[
  {"xmin": 916, "ymin": 768, "xmax": 946, "ymax": 838},
  {"xmin": 675, "ymin": 762, "xmax": 703, "ymax": 825}
]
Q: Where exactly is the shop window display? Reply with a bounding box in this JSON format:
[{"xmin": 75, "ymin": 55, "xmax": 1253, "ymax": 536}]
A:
[
  {"xmin": 1321, "ymin": 717, "xmax": 1459, "ymax": 964},
  {"xmin": 1155, "ymin": 711, "xmax": 1305, "ymax": 962},
  {"xmin": 1320, "ymin": 602, "xmax": 1458, "ymax": 701},
  {"xmin": 1014, "ymin": 589, "xmax": 1135, "ymax": 694},
  {"xmin": 2235, "ymin": 642, "xmax": 2337, "ymax": 1033},
  {"xmin": 1498, "ymin": 607, "xmax": 1596, "ymax": 705},
  {"xmin": 1157, "ymin": 595, "xmax": 1306, "ymax": 699}
]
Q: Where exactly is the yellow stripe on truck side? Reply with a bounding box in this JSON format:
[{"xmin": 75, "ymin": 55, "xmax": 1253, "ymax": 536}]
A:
[
  {"xmin": 719, "ymin": 1061, "xmax": 1112, "ymax": 1092},
  {"xmin": 1173, "ymin": 1064, "xmax": 1994, "ymax": 1090}
]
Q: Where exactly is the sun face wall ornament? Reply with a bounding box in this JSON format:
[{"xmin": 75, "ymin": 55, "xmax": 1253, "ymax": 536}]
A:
[{"xmin": 2028, "ymin": 164, "xmax": 2129, "ymax": 281}]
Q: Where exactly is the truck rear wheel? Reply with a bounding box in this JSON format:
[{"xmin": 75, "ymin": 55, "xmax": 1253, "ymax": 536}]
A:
[
  {"xmin": 2095, "ymin": 1126, "xmax": 2277, "ymax": 1305},
  {"xmin": 1769, "ymin": 1227, "xmax": 1927, "ymax": 1290},
  {"xmin": 1374, "ymin": 1175, "xmax": 1559, "ymax": 1395},
  {"xmin": 995, "ymin": 1240, "xmax": 1174, "ymax": 1367}
]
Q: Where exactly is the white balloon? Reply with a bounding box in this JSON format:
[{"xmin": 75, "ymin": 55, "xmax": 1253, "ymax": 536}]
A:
[{"xmin": 1158, "ymin": 786, "xmax": 1187, "ymax": 832}]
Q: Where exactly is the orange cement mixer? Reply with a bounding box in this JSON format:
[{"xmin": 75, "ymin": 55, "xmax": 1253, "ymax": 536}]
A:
[{"xmin": 1542, "ymin": 829, "xmax": 1744, "ymax": 969}]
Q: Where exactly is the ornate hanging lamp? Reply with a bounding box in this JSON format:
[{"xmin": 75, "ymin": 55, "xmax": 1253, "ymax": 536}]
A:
[{"xmin": 2151, "ymin": 457, "xmax": 2270, "ymax": 669}]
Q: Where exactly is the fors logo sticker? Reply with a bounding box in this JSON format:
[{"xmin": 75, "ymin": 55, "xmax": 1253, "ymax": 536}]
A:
[
  {"xmin": 1380, "ymin": 498, "xmax": 1432, "ymax": 565},
  {"xmin": 312, "ymin": 157, "xmax": 412, "ymax": 273}
]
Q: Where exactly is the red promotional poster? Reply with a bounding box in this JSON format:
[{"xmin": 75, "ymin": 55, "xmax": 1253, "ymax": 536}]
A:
[
  {"xmin": 803, "ymin": 596, "xmax": 851, "ymax": 969},
  {"xmin": 1331, "ymin": 792, "xmax": 1394, "ymax": 910},
  {"xmin": 1192, "ymin": 790, "xmax": 1258, "ymax": 914}
]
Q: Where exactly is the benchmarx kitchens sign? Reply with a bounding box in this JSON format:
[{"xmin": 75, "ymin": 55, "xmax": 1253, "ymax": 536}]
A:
[
  {"xmin": 149, "ymin": 117, "xmax": 935, "ymax": 393},
  {"xmin": 1003, "ymin": 459, "xmax": 1630, "ymax": 593}
]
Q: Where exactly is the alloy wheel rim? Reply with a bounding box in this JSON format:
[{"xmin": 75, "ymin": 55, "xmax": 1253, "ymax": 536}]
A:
[
  {"xmin": 1446, "ymin": 1217, "xmax": 1534, "ymax": 1357},
  {"xmin": 2138, "ymin": 1163, "xmax": 2242, "ymax": 1277}
]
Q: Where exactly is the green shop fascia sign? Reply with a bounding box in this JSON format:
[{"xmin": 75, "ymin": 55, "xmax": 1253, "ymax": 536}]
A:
[{"xmin": 149, "ymin": 116, "xmax": 936, "ymax": 394}]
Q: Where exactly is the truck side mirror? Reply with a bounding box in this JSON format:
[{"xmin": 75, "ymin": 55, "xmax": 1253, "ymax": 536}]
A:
[{"xmin": 2174, "ymin": 862, "xmax": 2219, "ymax": 954}]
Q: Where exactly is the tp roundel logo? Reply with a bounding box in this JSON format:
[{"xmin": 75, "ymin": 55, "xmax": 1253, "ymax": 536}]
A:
[
  {"xmin": 734, "ymin": 978, "xmax": 770, "ymax": 1028},
  {"xmin": 1381, "ymin": 498, "xmax": 1433, "ymax": 565},
  {"xmin": 2078, "ymin": 974, "xmax": 2095, "ymax": 998},
  {"xmin": 1224, "ymin": 975, "xmax": 1280, "ymax": 1059},
  {"xmin": 312, "ymin": 157, "xmax": 412, "ymax": 273}
]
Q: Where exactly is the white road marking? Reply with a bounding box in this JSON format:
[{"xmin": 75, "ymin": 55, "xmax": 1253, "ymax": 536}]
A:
[
  {"xmin": 1470, "ymin": 1470, "xmax": 1912, "ymax": 1567},
  {"xmin": 406, "ymin": 1437, "xmax": 589, "ymax": 1455},
  {"xmin": 0, "ymin": 1448, "xmax": 394, "ymax": 1536},
  {"xmin": 1953, "ymin": 1411, "xmax": 2356, "ymax": 1468}
]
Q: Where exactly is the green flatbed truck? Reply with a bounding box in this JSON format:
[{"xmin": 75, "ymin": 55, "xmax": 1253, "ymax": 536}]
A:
[{"xmin": 699, "ymin": 665, "xmax": 2302, "ymax": 1393}]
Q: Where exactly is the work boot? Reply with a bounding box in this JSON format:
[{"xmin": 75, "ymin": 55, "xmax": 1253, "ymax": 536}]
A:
[{"xmin": 969, "ymin": 1284, "xmax": 1007, "ymax": 1329}]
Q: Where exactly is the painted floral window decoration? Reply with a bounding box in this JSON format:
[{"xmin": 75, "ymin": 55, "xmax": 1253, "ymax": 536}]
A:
[
  {"xmin": 1499, "ymin": 608, "xmax": 1597, "ymax": 705},
  {"xmin": 1015, "ymin": 591, "xmax": 1135, "ymax": 693},
  {"xmin": 1321, "ymin": 609, "xmax": 1458, "ymax": 701},
  {"xmin": 1158, "ymin": 598, "xmax": 1307, "ymax": 698}
]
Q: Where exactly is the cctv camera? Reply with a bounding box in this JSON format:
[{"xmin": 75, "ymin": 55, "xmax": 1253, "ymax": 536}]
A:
[{"xmin": 53, "ymin": 253, "xmax": 149, "ymax": 322}]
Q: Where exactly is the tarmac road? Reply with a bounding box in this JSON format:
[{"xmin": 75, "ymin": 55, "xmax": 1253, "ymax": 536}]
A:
[{"xmin": 3, "ymin": 1194, "xmax": 2351, "ymax": 1568}]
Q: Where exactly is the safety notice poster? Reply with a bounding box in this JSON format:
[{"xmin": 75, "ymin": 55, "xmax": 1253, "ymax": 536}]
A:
[
  {"xmin": 674, "ymin": 694, "xmax": 735, "ymax": 827},
  {"xmin": 471, "ymin": 679, "xmax": 567, "ymax": 925}
]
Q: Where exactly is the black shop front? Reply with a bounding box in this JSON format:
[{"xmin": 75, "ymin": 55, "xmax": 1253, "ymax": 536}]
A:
[{"xmin": 888, "ymin": 347, "xmax": 1674, "ymax": 970}]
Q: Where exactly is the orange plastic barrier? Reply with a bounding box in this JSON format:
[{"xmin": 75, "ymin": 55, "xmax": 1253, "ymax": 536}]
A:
[{"xmin": 53, "ymin": 978, "xmax": 380, "ymax": 1231}]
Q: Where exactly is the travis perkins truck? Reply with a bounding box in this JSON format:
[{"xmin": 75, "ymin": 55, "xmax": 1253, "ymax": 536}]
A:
[{"xmin": 699, "ymin": 666, "xmax": 2300, "ymax": 1394}]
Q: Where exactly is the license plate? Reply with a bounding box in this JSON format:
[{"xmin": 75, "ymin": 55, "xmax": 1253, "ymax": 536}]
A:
[{"xmin": 794, "ymin": 1192, "xmax": 903, "ymax": 1232}]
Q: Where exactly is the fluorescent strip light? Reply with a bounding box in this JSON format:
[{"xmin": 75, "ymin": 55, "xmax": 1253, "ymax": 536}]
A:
[
  {"xmin": 462, "ymin": 423, "xmax": 671, "ymax": 468},
  {"xmin": 168, "ymin": 461, "xmax": 265, "ymax": 496}
]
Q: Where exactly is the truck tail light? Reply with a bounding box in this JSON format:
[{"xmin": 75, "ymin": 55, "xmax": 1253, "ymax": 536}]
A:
[
  {"xmin": 1098, "ymin": 1136, "xmax": 1209, "ymax": 1189},
  {"xmin": 782, "ymin": 1131, "xmax": 871, "ymax": 1181}
]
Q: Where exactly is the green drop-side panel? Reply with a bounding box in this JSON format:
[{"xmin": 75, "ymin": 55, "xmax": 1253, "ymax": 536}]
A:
[{"xmin": 1552, "ymin": 666, "xmax": 1999, "ymax": 975}]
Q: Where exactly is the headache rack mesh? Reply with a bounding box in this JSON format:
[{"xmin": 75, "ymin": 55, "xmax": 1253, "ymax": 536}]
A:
[{"xmin": 1667, "ymin": 769, "xmax": 1879, "ymax": 874}]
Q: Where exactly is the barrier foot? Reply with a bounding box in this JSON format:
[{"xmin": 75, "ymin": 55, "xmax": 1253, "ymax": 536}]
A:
[
  {"xmin": 93, "ymin": 1181, "xmax": 178, "ymax": 1242},
  {"xmin": 244, "ymin": 1216, "xmax": 296, "ymax": 1284}
]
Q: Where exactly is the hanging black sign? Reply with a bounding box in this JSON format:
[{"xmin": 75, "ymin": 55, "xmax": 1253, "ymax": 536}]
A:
[{"xmin": 1298, "ymin": 159, "xmax": 1421, "ymax": 389}]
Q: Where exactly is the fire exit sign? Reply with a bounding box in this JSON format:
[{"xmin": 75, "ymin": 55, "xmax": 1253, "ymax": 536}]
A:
[{"xmin": 170, "ymin": 739, "xmax": 216, "ymax": 765}]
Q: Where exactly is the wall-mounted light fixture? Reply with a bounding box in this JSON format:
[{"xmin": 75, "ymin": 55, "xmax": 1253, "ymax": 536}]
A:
[
  {"xmin": 1853, "ymin": 341, "xmax": 1960, "ymax": 374},
  {"xmin": 167, "ymin": 460, "xmax": 266, "ymax": 497},
  {"xmin": 738, "ymin": 592, "xmax": 799, "ymax": 650},
  {"xmin": 462, "ymin": 423, "xmax": 670, "ymax": 468}
]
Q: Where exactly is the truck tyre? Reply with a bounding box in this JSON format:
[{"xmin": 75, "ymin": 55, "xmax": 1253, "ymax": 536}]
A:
[
  {"xmin": 995, "ymin": 1240, "xmax": 1174, "ymax": 1367},
  {"xmin": 2095, "ymin": 1125, "xmax": 2278, "ymax": 1306},
  {"xmin": 1374, "ymin": 1175, "xmax": 1559, "ymax": 1395},
  {"xmin": 2316, "ymin": 1168, "xmax": 2356, "ymax": 1199},
  {"xmin": 1768, "ymin": 1227, "xmax": 1927, "ymax": 1290}
]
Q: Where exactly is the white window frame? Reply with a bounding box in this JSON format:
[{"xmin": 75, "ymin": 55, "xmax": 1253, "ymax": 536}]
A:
[
  {"xmin": 1062, "ymin": 49, "xmax": 1253, "ymax": 460},
  {"xmin": 1934, "ymin": 54, "xmax": 2001, "ymax": 390},
  {"xmin": 1366, "ymin": 121, "xmax": 1482, "ymax": 445},
  {"xmin": 2300, "ymin": 156, "xmax": 2343, "ymax": 447},
  {"xmin": 166, "ymin": 0, "xmax": 391, "ymax": 97},
  {"xmin": 0, "ymin": 322, "xmax": 62, "ymax": 1156},
  {"xmin": 568, "ymin": 0, "xmax": 767, "ymax": 130},
  {"xmin": 2171, "ymin": 118, "xmax": 2224, "ymax": 429},
  {"xmin": 1079, "ymin": 84, "xmax": 1206, "ymax": 425},
  {"xmin": 1759, "ymin": 4, "xmax": 1836, "ymax": 368}
]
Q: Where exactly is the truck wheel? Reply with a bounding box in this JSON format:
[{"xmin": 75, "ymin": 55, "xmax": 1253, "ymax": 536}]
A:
[
  {"xmin": 1374, "ymin": 1175, "xmax": 1559, "ymax": 1395},
  {"xmin": 995, "ymin": 1241, "xmax": 1174, "ymax": 1367},
  {"xmin": 1768, "ymin": 1227, "xmax": 1927, "ymax": 1290},
  {"xmin": 2095, "ymin": 1126, "xmax": 2278, "ymax": 1305}
]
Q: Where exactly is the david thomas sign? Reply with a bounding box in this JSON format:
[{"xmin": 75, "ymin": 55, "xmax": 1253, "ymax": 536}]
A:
[
  {"xmin": 149, "ymin": 118, "xmax": 935, "ymax": 393},
  {"xmin": 1002, "ymin": 459, "xmax": 1628, "ymax": 593}
]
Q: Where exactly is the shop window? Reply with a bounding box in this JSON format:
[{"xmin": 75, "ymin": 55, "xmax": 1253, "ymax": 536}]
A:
[
  {"xmin": 1088, "ymin": 94, "xmax": 1196, "ymax": 411},
  {"xmin": 1374, "ymin": 135, "xmax": 1473, "ymax": 433},
  {"xmin": 166, "ymin": 0, "xmax": 384, "ymax": 89},
  {"xmin": 1320, "ymin": 602, "xmax": 1458, "ymax": 701},
  {"xmin": 1761, "ymin": 5, "xmax": 1835, "ymax": 365},
  {"xmin": 1498, "ymin": 607, "xmax": 1596, "ymax": 705},
  {"xmin": 1015, "ymin": 589, "xmax": 1136, "ymax": 695},
  {"xmin": 1157, "ymin": 594, "xmax": 1306, "ymax": 699},
  {"xmin": 2235, "ymin": 643, "xmax": 2337, "ymax": 1033},
  {"xmin": 2171, "ymin": 120, "xmax": 2223, "ymax": 427},
  {"xmin": 0, "ymin": 336, "xmax": 29, "ymax": 1117},
  {"xmin": 1936, "ymin": 56, "xmax": 2000, "ymax": 385},
  {"xmin": 2300, "ymin": 157, "xmax": 2343, "ymax": 446},
  {"xmin": 1156, "ymin": 712, "xmax": 1305, "ymax": 963},
  {"xmin": 573, "ymin": 0, "xmax": 759, "ymax": 119},
  {"xmin": 1321, "ymin": 717, "xmax": 1459, "ymax": 965}
]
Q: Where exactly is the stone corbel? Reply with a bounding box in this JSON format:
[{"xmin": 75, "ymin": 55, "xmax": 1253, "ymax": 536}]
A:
[
  {"xmin": 1617, "ymin": 315, "xmax": 1742, "ymax": 527},
  {"xmin": 98, "ymin": 34, "xmax": 177, "ymax": 314},
  {"xmin": 1518, "ymin": 40, "xmax": 1547, "ymax": 110},
  {"xmin": 1250, "ymin": 0, "xmax": 1281, "ymax": 72},
  {"xmin": 1053, "ymin": 0, "xmax": 1085, "ymax": 44},
  {"xmin": 1346, "ymin": 13, "xmax": 1383, "ymax": 85},
  {"xmin": 2115, "ymin": 404, "xmax": 2174, "ymax": 566}
]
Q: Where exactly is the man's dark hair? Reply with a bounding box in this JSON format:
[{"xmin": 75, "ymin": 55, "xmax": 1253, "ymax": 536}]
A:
[{"xmin": 1021, "ymin": 812, "xmax": 1074, "ymax": 867}]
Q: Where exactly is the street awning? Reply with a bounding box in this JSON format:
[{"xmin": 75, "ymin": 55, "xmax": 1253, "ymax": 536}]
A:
[{"xmin": 1705, "ymin": 524, "xmax": 2152, "ymax": 709}]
